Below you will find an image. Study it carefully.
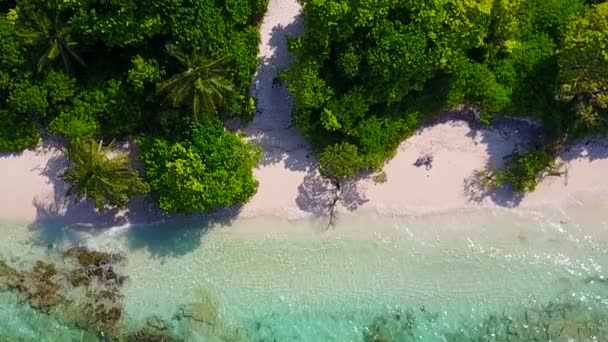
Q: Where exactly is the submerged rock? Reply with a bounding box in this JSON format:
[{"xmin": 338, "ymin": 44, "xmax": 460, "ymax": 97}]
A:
[
  {"xmin": 179, "ymin": 288, "xmax": 221, "ymax": 326},
  {"xmin": 0, "ymin": 260, "xmax": 21, "ymax": 286},
  {"xmin": 68, "ymin": 268, "xmax": 91, "ymax": 287},
  {"xmin": 1, "ymin": 245, "xmax": 130, "ymax": 338},
  {"xmin": 0, "ymin": 260, "xmax": 61, "ymax": 312},
  {"xmin": 364, "ymin": 310, "xmax": 417, "ymax": 342},
  {"xmin": 127, "ymin": 328, "xmax": 175, "ymax": 342},
  {"xmin": 64, "ymin": 246, "xmax": 122, "ymax": 268}
]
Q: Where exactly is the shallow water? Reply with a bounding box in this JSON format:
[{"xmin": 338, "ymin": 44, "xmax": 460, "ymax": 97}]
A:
[{"xmin": 1, "ymin": 201, "xmax": 608, "ymax": 341}]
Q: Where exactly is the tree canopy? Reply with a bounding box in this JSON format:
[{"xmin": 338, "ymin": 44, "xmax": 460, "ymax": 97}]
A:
[
  {"xmin": 62, "ymin": 139, "xmax": 149, "ymax": 210},
  {"xmin": 0, "ymin": 0, "xmax": 268, "ymax": 212},
  {"xmin": 139, "ymin": 120, "xmax": 261, "ymax": 214},
  {"xmin": 287, "ymin": 0, "xmax": 607, "ymax": 192}
]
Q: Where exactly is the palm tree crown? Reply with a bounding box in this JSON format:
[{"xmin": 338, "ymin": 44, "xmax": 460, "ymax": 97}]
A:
[
  {"xmin": 62, "ymin": 139, "xmax": 148, "ymax": 210},
  {"xmin": 157, "ymin": 44, "xmax": 234, "ymax": 120},
  {"xmin": 19, "ymin": 7, "xmax": 85, "ymax": 73}
]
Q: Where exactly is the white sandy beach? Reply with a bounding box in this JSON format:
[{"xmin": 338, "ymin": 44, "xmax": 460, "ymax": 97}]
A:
[{"xmin": 2, "ymin": 0, "xmax": 608, "ymax": 224}]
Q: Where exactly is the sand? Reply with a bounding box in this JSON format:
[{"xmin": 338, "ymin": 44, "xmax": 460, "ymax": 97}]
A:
[{"xmin": 2, "ymin": 0, "xmax": 608, "ymax": 225}]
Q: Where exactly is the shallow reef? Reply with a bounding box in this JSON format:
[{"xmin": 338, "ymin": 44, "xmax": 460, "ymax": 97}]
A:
[
  {"xmin": 363, "ymin": 299, "xmax": 608, "ymax": 342},
  {"xmin": 0, "ymin": 259, "xmax": 61, "ymax": 311}
]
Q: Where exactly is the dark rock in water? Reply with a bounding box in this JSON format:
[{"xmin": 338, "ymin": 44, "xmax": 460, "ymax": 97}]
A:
[
  {"xmin": 179, "ymin": 303, "xmax": 217, "ymax": 325},
  {"xmin": 1, "ymin": 247, "xmax": 130, "ymax": 339},
  {"xmin": 0, "ymin": 260, "xmax": 21, "ymax": 283},
  {"xmin": 128, "ymin": 328, "xmax": 174, "ymax": 342},
  {"xmin": 97, "ymin": 331, "xmax": 111, "ymax": 342},
  {"xmin": 64, "ymin": 246, "xmax": 122, "ymax": 268},
  {"xmin": 171, "ymin": 311, "xmax": 183, "ymax": 322},
  {"xmin": 0, "ymin": 260, "xmax": 62, "ymax": 311},
  {"xmin": 68, "ymin": 268, "xmax": 91, "ymax": 287}
]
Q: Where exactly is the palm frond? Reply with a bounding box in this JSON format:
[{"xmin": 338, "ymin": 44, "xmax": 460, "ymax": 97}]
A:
[
  {"xmin": 165, "ymin": 44, "xmax": 190, "ymax": 67},
  {"xmin": 159, "ymin": 44, "xmax": 235, "ymax": 120},
  {"xmin": 62, "ymin": 139, "xmax": 147, "ymax": 210}
]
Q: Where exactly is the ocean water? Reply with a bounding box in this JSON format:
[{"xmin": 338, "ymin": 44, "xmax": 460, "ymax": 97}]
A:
[{"xmin": 1, "ymin": 200, "xmax": 607, "ymax": 341}]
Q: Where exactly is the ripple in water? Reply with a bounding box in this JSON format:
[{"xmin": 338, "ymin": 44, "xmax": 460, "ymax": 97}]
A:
[{"xmin": 0, "ymin": 207, "xmax": 607, "ymax": 341}]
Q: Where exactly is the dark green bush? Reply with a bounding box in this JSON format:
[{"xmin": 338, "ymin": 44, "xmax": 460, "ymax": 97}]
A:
[
  {"xmin": 481, "ymin": 148, "xmax": 558, "ymax": 193},
  {"xmin": 0, "ymin": 110, "xmax": 40, "ymax": 152}
]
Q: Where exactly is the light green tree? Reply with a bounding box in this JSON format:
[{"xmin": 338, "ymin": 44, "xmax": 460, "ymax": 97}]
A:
[{"xmin": 558, "ymin": 3, "xmax": 608, "ymax": 132}]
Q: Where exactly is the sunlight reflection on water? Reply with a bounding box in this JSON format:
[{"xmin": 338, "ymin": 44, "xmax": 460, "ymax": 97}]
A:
[{"xmin": 0, "ymin": 202, "xmax": 607, "ymax": 341}]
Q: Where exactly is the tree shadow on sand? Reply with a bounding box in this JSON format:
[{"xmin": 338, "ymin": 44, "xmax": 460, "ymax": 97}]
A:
[
  {"xmin": 246, "ymin": 15, "xmax": 315, "ymax": 172},
  {"xmin": 295, "ymin": 170, "xmax": 368, "ymax": 227},
  {"xmin": 457, "ymin": 114, "xmax": 545, "ymax": 208},
  {"xmin": 25, "ymin": 142, "xmax": 240, "ymax": 259},
  {"xmin": 561, "ymin": 138, "xmax": 608, "ymax": 162}
]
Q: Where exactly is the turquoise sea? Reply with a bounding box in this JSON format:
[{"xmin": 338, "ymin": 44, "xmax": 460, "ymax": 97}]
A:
[{"xmin": 1, "ymin": 200, "xmax": 607, "ymax": 341}]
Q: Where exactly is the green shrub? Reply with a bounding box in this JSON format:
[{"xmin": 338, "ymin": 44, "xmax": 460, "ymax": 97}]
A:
[
  {"xmin": 7, "ymin": 79, "xmax": 49, "ymax": 116},
  {"xmin": 127, "ymin": 56, "xmax": 163, "ymax": 92},
  {"xmin": 139, "ymin": 120, "xmax": 261, "ymax": 214},
  {"xmin": 288, "ymin": 0, "xmax": 594, "ymax": 184},
  {"xmin": 318, "ymin": 142, "xmax": 364, "ymax": 182},
  {"xmin": 481, "ymin": 148, "xmax": 558, "ymax": 193}
]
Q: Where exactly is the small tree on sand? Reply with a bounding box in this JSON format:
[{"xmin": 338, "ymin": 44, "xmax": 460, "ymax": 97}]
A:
[
  {"xmin": 318, "ymin": 142, "xmax": 364, "ymax": 227},
  {"xmin": 62, "ymin": 139, "xmax": 149, "ymax": 210}
]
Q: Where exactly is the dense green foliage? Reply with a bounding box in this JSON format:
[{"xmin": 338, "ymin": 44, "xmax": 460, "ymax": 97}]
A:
[
  {"xmin": 318, "ymin": 142, "xmax": 364, "ymax": 183},
  {"xmin": 1, "ymin": 0, "xmax": 267, "ymax": 212},
  {"xmin": 288, "ymin": 0, "xmax": 608, "ymax": 192},
  {"xmin": 558, "ymin": 2, "xmax": 608, "ymax": 133},
  {"xmin": 62, "ymin": 139, "xmax": 149, "ymax": 210},
  {"xmin": 139, "ymin": 120, "xmax": 261, "ymax": 214},
  {"xmin": 157, "ymin": 44, "xmax": 234, "ymax": 120}
]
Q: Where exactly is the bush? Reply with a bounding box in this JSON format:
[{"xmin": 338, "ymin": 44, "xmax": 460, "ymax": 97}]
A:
[
  {"xmin": 49, "ymin": 80, "xmax": 144, "ymax": 140},
  {"xmin": 480, "ymin": 148, "xmax": 558, "ymax": 193},
  {"xmin": 318, "ymin": 142, "xmax": 364, "ymax": 183},
  {"xmin": 139, "ymin": 120, "xmax": 261, "ymax": 214},
  {"xmin": 288, "ymin": 0, "xmax": 593, "ymax": 186},
  {"xmin": 7, "ymin": 79, "xmax": 49, "ymax": 116}
]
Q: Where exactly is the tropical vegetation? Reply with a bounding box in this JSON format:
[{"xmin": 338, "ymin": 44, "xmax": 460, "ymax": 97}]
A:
[
  {"xmin": 286, "ymin": 0, "xmax": 608, "ymax": 192},
  {"xmin": 62, "ymin": 139, "xmax": 148, "ymax": 210},
  {"xmin": 0, "ymin": 0, "xmax": 268, "ymax": 212},
  {"xmin": 2, "ymin": 0, "xmax": 608, "ymax": 213},
  {"xmin": 139, "ymin": 120, "xmax": 260, "ymax": 214}
]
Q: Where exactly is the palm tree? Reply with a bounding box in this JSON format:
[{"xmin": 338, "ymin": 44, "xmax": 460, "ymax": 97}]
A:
[
  {"xmin": 62, "ymin": 139, "xmax": 148, "ymax": 210},
  {"xmin": 18, "ymin": 5, "xmax": 85, "ymax": 73},
  {"xmin": 157, "ymin": 44, "xmax": 234, "ymax": 120}
]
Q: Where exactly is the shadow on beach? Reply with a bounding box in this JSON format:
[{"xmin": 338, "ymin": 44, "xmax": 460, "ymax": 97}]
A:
[
  {"xmin": 25, "ymin": 142, "xmax": 240, "ymax": 259},
  {"xmin": 246, "ymin": 13, "xmax": 314, "ymax": 172},
  {"xmin": 295, "ymin": 170, "xmax": 368, "ymax": 227},
  {"xmin": 458, "ymin": 116, "xmax": 542, "ymax": 208},
  {"xmin": 122, "ymin": 213, "xmax": 237, "ymax": 259}
]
